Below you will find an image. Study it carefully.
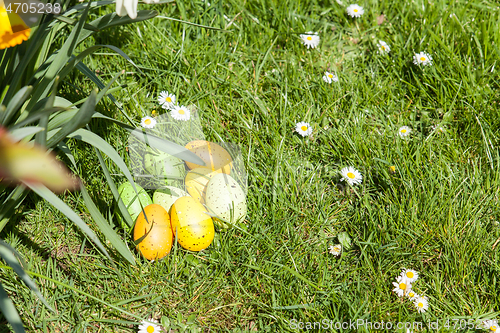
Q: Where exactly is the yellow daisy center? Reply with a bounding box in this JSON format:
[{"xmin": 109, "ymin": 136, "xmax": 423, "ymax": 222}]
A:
[
  {"xmin": 381, "ymin": 46, "xmax": 386, "ymax": 50},
  {"xmin": 307, "ymin": 36, "xmax": 312, "ymax": 41},
  {"xmin": 418, "ymin": 302, "xmax": 423, "ymax": 308},
  {"xmin": 389, "ymin": 166, "xmax": 396, "ymax": 172},
  {"xmin": 178, "ymin": 109, "xmax": 185, "ymax": 115},
  {"xmin": 490, "ymin": 326, "xmax": 497, "ymax": 332},
  {"xmin": 409, "ymin": 292, "xmax": 414, "ymax": 297},
  {"xmin": 301, "ymin": 125, "xmax": 308, "ymax": 131},
  {"xmin": 347, "ymin": 172, "xmax": 355, "ymax": 179},
  {"xmin": 401, "ymin": 129, "xmax": 407, "ymax": 133},
  {"xmin": 328, "ymin": 74, "xmax": 333, "ymax": 78},
  {"xmin": 166, "ymin": 97, "xmax": 172, "ymax": 102},
  {"xmin": 399, "ymin": 283, "xmax": 406, "ymax": 290},
  {"xmin": 406, "ymin": 272, "xmax": 414, "ymax": 278},
  {"xmin": 420, "ymin": 56, "xmax": 426, "ymax": 61},
  {"xmin": 354, "ymin": 9, "xmax": 358, "ymax": 12},
  {"xmin": 144, "ymin": 119, "xmax": 151, "ymax": 125},
  {"xmin": 147, "ymin": 325, "xmax": 155, "ymax": 333}
]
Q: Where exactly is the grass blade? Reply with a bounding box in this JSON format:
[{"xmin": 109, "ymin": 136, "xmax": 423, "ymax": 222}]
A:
[
  {"xmin": 0, "ymin": 240, "xmax": 54, "ymax": 312},
  {"xmin": 79, "ymin": 185, "xmax": 136, "ymax": 265},
  {"xmin": 24, "ymin": 182, "xmax": 113, "ymax": 262}
]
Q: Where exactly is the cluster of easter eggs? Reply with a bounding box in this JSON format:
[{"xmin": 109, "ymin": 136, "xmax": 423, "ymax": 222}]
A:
[{"xmin": 119, "ymin": 140, "xmax": 247, "ymax": 260}]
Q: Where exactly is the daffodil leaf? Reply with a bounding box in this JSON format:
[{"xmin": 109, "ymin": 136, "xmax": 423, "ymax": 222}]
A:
[{"xmin": 0, "ymin": 283, "xmax": 26, "ymax": 333}]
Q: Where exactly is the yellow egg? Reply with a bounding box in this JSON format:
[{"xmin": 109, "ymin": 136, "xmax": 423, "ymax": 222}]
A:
[
  {"xmin": 170, "ymin": 197, "xmax": 215, "ymax": 251},
  {"xmin": 133, "ymin": 204, "xmax": 173, "ymax": 260},
  {"xmin": 184, "ymin": 140, "xmax": 232, "ymax": 174},
  {"xmin": 184, "ymin": 167, "xmax": 221, "ymax": 203}
]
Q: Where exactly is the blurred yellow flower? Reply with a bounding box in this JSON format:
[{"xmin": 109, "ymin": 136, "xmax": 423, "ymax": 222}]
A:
[
  {"xmin": 0, "ymin": 5, "xmax": 30, "ymax": 50},
  {"xmin": 0, "ymin": 127, "xmax": 79, "ymax": 193}
]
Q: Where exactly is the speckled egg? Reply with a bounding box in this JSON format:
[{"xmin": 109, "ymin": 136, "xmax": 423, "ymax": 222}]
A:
[
  {"xmin": 118, "ymin": 182, "xmax": 153, "ymax": 221},
  {"xmin": 133, "ymin": 204, "xmax": 173, "ymax": 260},
  {"xmin": 184, "ymin": 168, "xmax": 221, "ymax": 203},
  {"xmin": 170, "ymin": 196, "xmax": 215, "ymax": 251},
  {"xmin": 153, "ymin": 186, "xmax": 190, "ymax": 213},
  {"xmin": 184, "ymin": 140, "xmax": 232, "ymax": 174},
  {"xmin": 144, "ymin": 151, "xmax": 185, "ymax": 186},
  {"xmin": 204, "ymin": 173, "xmax": 247, "ymax": 229}
]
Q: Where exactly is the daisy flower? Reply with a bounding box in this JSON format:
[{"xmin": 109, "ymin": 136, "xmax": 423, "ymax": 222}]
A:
[
  {"xmin": 329, "ymin": 244, "xmax": 342, "ymax": 256},
  {"xmin": 323, "ymin": 71, "xmax": 339, "ymax": 84},
  {"xmin": 340, "ymin": 166, "xmax": 363, "ymax": 185},
  {"xmin": 300, "ymin": 32, "xmax": 320, "ymax": 49},
  {"xmin": 414, "ymin": 296, "xmax": 429, "ymax": 313},
  {"xmin": 158, "ymin": 91, "xmax": 176, "ymax": 109},
  {"xmin": 295, "ymin": 122, "xmax": 313, "ymax": 137},
  {"xmin": 140, "ymin": 116, "xmax": 157, "ymax": 129},
  {"xmin": 138, "ymin": 319, "xmax": 161, "ymax": 333},
  {"xmin": 346, "ymin": 4, "xmax": 364, "ymax": 18},
  {"xmin": 398, "ymin": 126, "xmax": 411, "ymax": 138},
  {"xmin": 377, "ymin": 40, "xmax": 390, "ymax": 54},
  {"xmin": 482, "ymin": 319, "xmax": 499, "ymax": 332},
  {"xmin": 170, "ymin": 105, "xmax": 191, "ymax": 121},
  {"xmin": 392, "ymin": 275, "xmax": 411, "ymax": 297},
  {"xmin": 401, "ymin": 268, "xmax": 419, "ymax": 283},
  {"xmin": 413, "ymin": 52, "xmax": 433, "ymax": 66},
  {"xmin": 407, "ymin": 290, "xmax": 419, "ymax": 301}
]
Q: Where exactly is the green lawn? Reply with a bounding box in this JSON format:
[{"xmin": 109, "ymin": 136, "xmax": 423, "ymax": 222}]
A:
[{"xmin": 1, "ymin": 0, "xmax": 500, "ymax": 331}]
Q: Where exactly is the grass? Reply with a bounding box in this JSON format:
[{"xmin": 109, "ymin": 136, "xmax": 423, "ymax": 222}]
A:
[{"xmin": 1, "ymin": 0, "xmax": 500, "ymax": 331}]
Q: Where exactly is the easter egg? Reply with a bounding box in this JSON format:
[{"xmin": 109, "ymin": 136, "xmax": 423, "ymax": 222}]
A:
[
  {"xmin": 204, "ymin": 173, "xmax": 247, "ymax": 229},
  {"xmin": 184, "ymin": 140, "xmax": 232, "ymax": 174},
  {"xmin": 153, "ymin": 186, "xmax": 190, "ymax": 213},
  {"xmin": 144, "ymin": 151, "xmax": 185, "ymax": 186},
  {"xmin": 133, "ymin": 204, "xmax": 173, "ymax": 260},
  {"xmin": 118, "ymin": 182, "xmax": 152, "ymax": 221},
  {"xmin": 184, "ymin": 168, "xmax": 221, "ymax": 203},
  {"xmin": 170, "ymin": 197, "xmax": 215, "ymax": 251}
]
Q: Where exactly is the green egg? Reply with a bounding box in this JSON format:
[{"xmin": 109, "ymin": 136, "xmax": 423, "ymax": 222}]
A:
[
  {"xmin": 144, "ymin": 151, "xmax": 185, "ymax": 186},
  {"xmin": 118, "ymin": 182, "xmax": 152, "ymax": 221},
  {"xmin": 153, "ymin": 186, "xmax": 191, "ymax": 213}
]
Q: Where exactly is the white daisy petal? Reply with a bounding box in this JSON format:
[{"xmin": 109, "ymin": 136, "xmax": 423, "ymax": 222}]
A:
[
  {"xmin": 138, "ymin": 319, "xmax": 162, "ymax": 333},
  {"xmin": 140, "ymin": 116, "xmax": 157, "ymax": 129},
  {"xmin": 158, "ymin": 91, "xmax": 176, "ymax": 109},
  {"xmin": 340, "ymin": 166, "xmax": 363, "ymax": 185},
  {"xmin": 377, "ymin": 40, "xmax": 390, "ymax": 54},
  {"xmin": 346, "ymin": 4, "xmax": 364, "ymax": 18},
  {"xmin": 300, "ymin": 32, "xmax": 320, "ymax": 49},
  {"xmin": 414, "ymin": 296, "xmax": 429, "ymax": 313},
  {"xmin": 329, "ymin": 244, "xmax": 342, "ymax": 256},
  {"xmin": 398, "ymin": 126, "xmax": 411, "ymax": 138},
  {"xmin": 322, "ymin": 71, "xmax": 338, "ymax": 84},
  {"xmin": 483, "ymin": 319, "xmax": 499, "ymax": 332},
  {"xmin": 407, "ymin": 290, "xmax": 419, "ymax": 301},
  {"xmin": 392, "ymin": 275, "xmax": 411, "ymax": 298},
  {"xmin": 170, "ymin": 105, "xmax": 191, "ymax": 121},
  {"xmin": 413, "ymin": 52, "xmax": 433, "ymax": 66},
  {"xmin": 401, "ymin": 268, "xmax": 419, "ymax": 283},
  {"xmin": 295, "ymin": 122, "xmax": 313, "ymax": 137}
]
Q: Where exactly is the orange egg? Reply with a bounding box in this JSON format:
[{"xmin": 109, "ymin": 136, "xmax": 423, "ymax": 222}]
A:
[
  {"xmin": 133, "ymin": 204, "xmax": 173, "ymax": 260},
  {"xmin": 184, "ymin": 140, "xmax": 232, "ymax": 174},
  {"xmin": 170, "ymin": 197, "xmax": 215, "ymax": 251}
]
